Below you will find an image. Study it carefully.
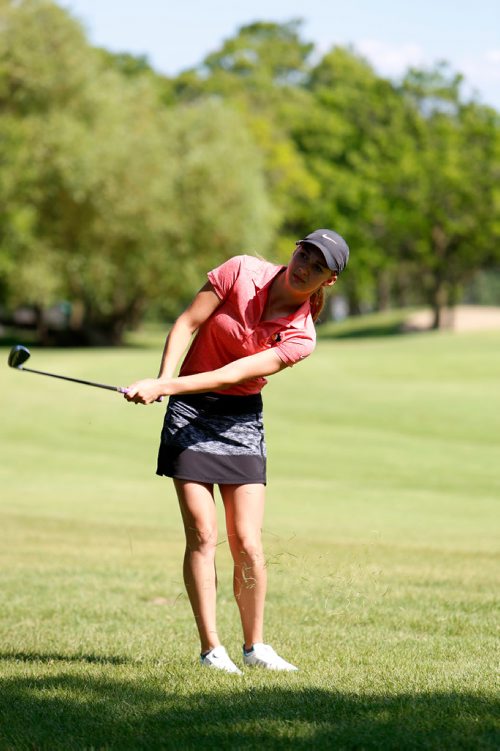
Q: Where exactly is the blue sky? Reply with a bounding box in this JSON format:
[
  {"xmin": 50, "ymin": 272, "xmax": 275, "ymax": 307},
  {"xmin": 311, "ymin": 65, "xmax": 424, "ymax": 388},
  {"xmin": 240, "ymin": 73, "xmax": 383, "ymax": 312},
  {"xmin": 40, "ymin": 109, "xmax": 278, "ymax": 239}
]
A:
[{"xmin": 62, "ymin": 0, "xmax": 500, "ymax": 109}]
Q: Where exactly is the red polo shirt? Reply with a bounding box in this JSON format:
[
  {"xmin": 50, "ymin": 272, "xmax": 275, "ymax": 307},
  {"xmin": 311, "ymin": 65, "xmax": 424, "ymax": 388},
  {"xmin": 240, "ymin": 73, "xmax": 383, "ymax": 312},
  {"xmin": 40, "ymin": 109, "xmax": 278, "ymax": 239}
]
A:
[{"xmin": 179, "ymin": 255, "xmax": 316, "ymax": 396}]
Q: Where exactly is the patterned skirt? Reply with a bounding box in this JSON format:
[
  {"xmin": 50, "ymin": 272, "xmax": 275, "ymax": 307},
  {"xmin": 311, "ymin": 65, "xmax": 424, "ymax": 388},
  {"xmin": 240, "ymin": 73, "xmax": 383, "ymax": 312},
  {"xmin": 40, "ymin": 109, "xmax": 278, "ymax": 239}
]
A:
[{"xmin": 156, "ymin": 392, "xmax": 266, "ymax": 485}]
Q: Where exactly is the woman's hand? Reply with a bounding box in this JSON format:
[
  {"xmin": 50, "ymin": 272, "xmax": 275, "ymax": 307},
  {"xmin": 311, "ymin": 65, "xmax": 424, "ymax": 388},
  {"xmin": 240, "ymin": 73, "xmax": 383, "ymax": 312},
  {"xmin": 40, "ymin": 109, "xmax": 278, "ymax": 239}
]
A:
[{"xmin": 123, "ymin": 378, "xmax": 167, "ymax": 405}]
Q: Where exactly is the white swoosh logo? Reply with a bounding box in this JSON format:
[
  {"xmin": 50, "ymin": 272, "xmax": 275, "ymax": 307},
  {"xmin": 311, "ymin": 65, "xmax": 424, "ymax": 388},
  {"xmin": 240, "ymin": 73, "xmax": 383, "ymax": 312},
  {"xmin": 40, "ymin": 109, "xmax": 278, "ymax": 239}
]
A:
[{"xmin": 322, "ymin": 233, "xmax": 338, "ymax": 244}]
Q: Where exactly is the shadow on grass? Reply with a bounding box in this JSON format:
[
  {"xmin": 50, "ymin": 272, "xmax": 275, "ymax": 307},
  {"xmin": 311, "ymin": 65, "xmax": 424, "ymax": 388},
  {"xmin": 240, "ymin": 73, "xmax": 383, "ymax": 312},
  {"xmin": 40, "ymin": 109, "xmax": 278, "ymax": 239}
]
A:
[
  {"xmin": 319, "ymin": 322, "xmax": 408, "ymax": 339},
  {"xmin": 314, "ymin": 308, "xmax": 437, "ymax": 340},
  {"xmin": 0, "ymin": 669, "xmax": 497, "ymax": 750},
  {"xmin": 0, "ymin": 323, "xmax": 165, "ymax": 350},
  {"xmin": 317, "ymin": 318, "xmax": 428, "ymax": 340},
  {"xmin": 0, "ymin": 650, "xmax": 130, "ymax": 665},
  {"xmin": 0, "ymin": 336, "xmax": 154, "ymax": 351}
]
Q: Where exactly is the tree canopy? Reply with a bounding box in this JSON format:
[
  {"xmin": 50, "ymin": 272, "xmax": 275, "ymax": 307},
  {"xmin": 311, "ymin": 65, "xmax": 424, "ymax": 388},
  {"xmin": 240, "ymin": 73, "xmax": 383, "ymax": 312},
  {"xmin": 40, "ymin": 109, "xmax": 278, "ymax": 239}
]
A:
[{"xmin": 1, "ymin": 2, "xmax": 499, "ymax": 342}]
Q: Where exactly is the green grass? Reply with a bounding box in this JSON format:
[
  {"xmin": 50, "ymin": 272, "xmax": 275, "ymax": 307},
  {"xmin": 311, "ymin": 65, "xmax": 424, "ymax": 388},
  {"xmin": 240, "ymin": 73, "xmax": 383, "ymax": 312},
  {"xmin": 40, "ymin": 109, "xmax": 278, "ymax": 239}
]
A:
[
  {"xmin": 0, "ymin": 328, "xmax": 499, "ymax": 750},
  {"xmin": 317, "ymin": 307, "xmax": 416, "ymax": 338}
]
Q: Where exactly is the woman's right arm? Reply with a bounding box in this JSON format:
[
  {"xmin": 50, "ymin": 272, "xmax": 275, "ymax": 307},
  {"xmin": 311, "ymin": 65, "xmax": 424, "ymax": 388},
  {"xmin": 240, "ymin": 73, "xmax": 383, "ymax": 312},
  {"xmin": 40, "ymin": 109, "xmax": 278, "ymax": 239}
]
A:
[{"xmin": 157, "ymin": 281, "xmax": 221, "ymax": 378}]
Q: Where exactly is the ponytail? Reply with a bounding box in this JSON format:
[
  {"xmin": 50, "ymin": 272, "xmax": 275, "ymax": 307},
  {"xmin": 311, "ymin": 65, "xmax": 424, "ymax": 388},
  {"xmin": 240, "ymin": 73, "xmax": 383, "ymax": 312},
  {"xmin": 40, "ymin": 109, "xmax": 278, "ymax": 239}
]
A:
[{"xmin": 309, "ymin": 287, "xmax": 325, "ymax": 323}]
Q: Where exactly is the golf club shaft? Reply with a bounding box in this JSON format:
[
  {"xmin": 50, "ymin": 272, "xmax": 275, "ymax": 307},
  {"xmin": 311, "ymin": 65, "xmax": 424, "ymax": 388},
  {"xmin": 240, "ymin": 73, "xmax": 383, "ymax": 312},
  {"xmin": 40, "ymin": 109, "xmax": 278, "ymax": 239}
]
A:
[{"xmin": 20, "ymin": 366, "xmax": 126, "ymax": 393}]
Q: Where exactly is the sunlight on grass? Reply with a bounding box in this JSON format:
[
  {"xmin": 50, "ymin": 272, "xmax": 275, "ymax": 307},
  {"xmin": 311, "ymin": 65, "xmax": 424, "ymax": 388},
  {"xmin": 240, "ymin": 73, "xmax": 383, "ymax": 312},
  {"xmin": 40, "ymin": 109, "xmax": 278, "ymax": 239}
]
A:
[{"xmin": 0, "ymin": 328, "xmax": 499, "ymax": 749}]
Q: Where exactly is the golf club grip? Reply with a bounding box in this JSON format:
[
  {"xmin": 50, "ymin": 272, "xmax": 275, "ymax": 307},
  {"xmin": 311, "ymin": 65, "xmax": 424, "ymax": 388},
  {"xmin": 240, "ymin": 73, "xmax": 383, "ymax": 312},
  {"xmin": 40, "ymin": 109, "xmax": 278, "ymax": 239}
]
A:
[{"xmin": 22, "ymin": 366, "xmax": 125, "ymax": 392}]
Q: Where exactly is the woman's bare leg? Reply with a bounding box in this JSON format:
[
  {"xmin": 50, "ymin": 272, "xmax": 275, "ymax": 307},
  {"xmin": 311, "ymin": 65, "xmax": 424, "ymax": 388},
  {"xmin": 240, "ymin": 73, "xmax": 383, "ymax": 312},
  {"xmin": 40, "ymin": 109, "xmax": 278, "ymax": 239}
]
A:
[
  {"xmin": 220, "ymin": 483, "xmax": 266, "ymax": 650},
  {"xmin": 174, "ymin": 479, "xmax": 219, "ymax": 653}
]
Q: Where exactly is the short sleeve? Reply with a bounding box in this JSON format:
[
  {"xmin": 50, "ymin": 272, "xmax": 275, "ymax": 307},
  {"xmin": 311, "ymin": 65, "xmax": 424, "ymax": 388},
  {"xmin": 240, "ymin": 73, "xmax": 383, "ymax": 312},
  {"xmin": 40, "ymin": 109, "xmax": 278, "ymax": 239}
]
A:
[
  {"xmin": 274, "ymin": 329, "xmax": 316, "ymax": 367},
  {"xmin": 207, "ymin": 256, "xmax": 243, "ymax": 301}
]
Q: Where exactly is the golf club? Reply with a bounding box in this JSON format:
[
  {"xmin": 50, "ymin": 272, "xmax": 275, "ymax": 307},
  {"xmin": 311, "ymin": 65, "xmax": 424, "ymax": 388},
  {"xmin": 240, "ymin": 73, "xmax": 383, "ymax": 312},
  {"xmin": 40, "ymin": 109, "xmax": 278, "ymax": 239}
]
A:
[{"xmin": 8, "ymin": 345, "xmax": 128, "ymax": 393}]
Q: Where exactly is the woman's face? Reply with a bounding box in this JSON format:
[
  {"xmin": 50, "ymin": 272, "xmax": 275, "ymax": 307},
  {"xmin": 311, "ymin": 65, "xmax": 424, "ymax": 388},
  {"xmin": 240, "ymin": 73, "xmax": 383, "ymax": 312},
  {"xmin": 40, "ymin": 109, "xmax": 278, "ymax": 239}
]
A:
[{"xmin": 286, "ymin": 244, "xmax": 337, "ymax": 295}]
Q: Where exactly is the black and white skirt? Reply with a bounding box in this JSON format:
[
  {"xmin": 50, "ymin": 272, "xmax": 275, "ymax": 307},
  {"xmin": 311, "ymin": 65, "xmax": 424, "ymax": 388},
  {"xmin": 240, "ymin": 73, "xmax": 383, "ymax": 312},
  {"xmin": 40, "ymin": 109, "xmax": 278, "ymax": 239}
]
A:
[{"xmin": 156, "ymin": 392, "xmax": 266, "ymax": 485}]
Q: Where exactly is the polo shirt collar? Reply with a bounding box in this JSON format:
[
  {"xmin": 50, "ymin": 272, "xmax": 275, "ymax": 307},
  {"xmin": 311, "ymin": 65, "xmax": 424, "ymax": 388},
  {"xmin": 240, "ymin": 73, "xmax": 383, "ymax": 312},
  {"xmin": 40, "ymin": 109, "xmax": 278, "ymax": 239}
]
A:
[
  {"xmin": 254, "ymin": 265, "xmax": 312, "ymax": 329},
  {"xmin": 252, "ymin": 263, "xmax": 286, "ymax": 291}
]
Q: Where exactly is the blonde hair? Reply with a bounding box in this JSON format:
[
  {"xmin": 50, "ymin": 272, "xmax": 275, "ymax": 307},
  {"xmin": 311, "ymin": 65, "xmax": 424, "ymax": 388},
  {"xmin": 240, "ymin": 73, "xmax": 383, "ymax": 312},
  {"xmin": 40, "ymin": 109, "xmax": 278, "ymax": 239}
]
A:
[{"xmin": 309, "ymin": 287, "xmax": 325, "ymax": 323}]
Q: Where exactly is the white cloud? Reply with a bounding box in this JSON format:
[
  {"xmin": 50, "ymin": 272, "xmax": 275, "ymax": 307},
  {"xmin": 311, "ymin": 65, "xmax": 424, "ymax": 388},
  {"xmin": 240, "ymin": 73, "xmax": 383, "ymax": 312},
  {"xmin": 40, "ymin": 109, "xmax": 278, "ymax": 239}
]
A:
[
  {"xmin": 485, "ymin": 49, "xmax": 500, "ymax": 65},
  {"xmin": 458, "ymin": 49, "xmax": 500, "ymax": 81},
  {"xmin": 454, "ymin": 49, "xmax": 500, "ymax": 106},
  {"xmin": 349, "ymin": 39, "xmax": 500, "ymax": 109},
  {"xmin": 355, "ymin": 39, "xmax": 426, "ymax": 77}
]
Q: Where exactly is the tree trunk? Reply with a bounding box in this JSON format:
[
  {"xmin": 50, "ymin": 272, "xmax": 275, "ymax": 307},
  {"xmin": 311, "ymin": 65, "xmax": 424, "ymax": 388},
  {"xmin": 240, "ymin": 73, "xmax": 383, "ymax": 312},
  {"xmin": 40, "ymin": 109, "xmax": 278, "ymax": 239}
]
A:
[
  {"xmin": 345, "ymin": 286, "xmax": 363, "ymax": 316},
  {"xmin": 431, "ymin": 280, "xmax": 454, "ymax": 330},
  {"xmin": 68, "ymin": 298, "xmax": 146, "ymax": 346},
  {"xmin": 33, "ymin": 305, "xmax": 50, "ymax": 346},
  {"xmin": 376, "ymin": 271, "xmax": 391, "ymax": 311},
  {"xmin": 430, "ymin": 225, "xmax": 451, "ymax": 330}
]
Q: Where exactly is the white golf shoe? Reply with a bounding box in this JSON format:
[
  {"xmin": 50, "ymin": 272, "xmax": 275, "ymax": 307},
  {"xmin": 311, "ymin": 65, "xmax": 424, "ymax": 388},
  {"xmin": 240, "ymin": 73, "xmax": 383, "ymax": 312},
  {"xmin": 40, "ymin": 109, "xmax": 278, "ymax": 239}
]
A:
[
  {"xmin": 200, "ymin": 645, "xmax": 242, "ymax": 674},
  {"xmin": 243, "ymin": 643, "xmax": 298, "ymax": 671}
]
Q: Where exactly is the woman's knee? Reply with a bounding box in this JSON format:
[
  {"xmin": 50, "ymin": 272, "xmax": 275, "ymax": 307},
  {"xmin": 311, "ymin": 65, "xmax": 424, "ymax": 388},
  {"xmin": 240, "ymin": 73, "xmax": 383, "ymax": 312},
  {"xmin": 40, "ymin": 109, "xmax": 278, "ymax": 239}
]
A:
[
  {"xmin": 184, "ymin": 523, "xmax": 218, "ymax": 554},
  {"xmin": 230, "ymin": 533, "xmax": 264, "ymax": 565}
]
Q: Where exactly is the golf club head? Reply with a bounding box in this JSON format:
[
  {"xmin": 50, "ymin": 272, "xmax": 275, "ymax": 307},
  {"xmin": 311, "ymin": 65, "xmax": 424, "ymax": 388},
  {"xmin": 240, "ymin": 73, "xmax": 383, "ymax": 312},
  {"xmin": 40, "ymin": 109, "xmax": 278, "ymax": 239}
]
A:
[{"xmin": 8, "ymin": 345, "xmax": 31, "ymax": 369}]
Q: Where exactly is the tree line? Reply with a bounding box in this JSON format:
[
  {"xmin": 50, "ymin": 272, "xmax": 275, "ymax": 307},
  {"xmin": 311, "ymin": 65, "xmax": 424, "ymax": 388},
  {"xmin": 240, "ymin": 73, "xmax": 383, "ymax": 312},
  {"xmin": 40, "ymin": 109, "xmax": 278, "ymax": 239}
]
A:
[{"xmin": 1, "ymin": 0, "xmax": 499, "ymax": 343}]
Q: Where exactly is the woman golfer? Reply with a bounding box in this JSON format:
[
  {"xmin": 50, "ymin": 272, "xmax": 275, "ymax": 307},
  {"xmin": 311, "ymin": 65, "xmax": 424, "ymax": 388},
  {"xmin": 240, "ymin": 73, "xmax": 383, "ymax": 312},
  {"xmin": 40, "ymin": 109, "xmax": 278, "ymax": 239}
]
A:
[{"xmin": 124, "ymin": 229, "xmax": 349, "ymax": 673}]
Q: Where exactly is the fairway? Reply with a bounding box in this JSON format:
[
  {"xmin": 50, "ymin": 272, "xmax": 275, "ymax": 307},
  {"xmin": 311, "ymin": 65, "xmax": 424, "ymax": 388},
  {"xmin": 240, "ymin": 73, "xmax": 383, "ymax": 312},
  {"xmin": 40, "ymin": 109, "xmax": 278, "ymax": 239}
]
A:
[{"xmin": 0, "ymin": 329, "xmax": 499, "ymax": 750}]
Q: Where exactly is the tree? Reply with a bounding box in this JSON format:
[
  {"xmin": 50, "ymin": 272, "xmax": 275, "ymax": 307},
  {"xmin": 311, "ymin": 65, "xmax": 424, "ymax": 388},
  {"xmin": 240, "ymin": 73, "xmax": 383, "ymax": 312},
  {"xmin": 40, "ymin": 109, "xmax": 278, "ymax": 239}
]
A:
[
  {"xmin": 0, "ymin": 1, "xmax": 274, "ymax": 343},
  {"xmin": 3, "ymin": 6, "xmax": 498, "ymax": 339},
  {"xmin": 300, "ymin": 47, "xmax": 418, "ymax": 313},
  {"xmin": 0, "ymin": 0, "xmax": 98, "ymax": 337},
  {"xmin": 146, "ymin": 99, "xmax": 276, "ymax": 318},
  {"xmin": 172, "ymin": 21, "xmax": 320, "ymax": 260},
  {"xmin": 401, "ymin": 64, "xmax": 500, "ymax": 327}
]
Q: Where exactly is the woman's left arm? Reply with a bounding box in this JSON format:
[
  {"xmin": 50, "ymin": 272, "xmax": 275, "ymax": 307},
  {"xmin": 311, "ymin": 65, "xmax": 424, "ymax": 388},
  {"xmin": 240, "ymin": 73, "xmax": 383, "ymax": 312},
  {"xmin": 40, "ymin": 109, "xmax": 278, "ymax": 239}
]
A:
[{"xmin": 124, "ymin": 349, "xmax": 287, "ymax": 405}]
